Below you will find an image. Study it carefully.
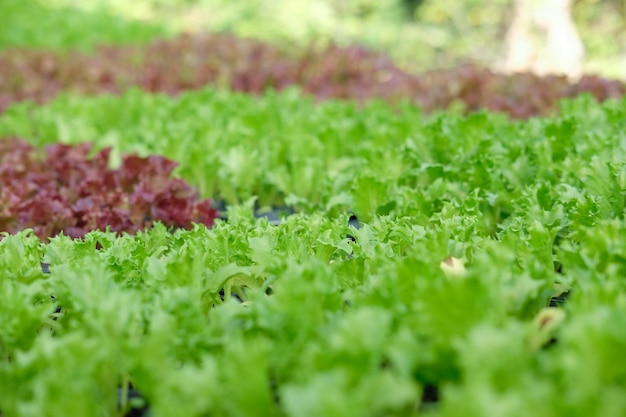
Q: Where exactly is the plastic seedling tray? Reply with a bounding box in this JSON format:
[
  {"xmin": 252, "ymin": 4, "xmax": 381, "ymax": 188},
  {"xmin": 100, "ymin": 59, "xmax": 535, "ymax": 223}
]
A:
[{"xmin": 118, "ymin": 387, "xmax": 149, "ymax": 417}]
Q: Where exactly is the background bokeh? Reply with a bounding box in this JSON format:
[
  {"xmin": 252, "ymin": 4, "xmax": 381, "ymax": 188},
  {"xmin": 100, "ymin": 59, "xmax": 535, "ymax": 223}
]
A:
[{"xmin": 2, "ymin": 0, "xmax": 624, "ymax": 78}]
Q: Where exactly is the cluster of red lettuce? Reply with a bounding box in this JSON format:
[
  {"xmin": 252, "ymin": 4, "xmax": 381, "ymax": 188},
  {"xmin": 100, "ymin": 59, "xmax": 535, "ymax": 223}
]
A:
[
  {"xmin": 0, "ymin": 33, "xmax": 623, "ymax": 119},
  {"xmin": 0, "ymin": 138, "xmax": 218, "ymax": 241}
]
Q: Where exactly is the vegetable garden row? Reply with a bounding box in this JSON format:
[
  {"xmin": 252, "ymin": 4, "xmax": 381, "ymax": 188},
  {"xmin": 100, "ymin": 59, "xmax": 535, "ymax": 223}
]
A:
[
  {"xmin": 1, "ymin": 27, "xmax": 626, "ymax": 417},
  {"xmin": 1, "ymin": 34, "xmax": 624, "ymax": 119}
]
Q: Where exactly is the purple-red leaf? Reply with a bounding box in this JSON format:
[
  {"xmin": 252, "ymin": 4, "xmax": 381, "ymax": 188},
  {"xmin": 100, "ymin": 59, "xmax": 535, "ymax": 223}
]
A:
[{"xmin": 0, "ymin": 138, "xmax": 219, "ymax": 241}]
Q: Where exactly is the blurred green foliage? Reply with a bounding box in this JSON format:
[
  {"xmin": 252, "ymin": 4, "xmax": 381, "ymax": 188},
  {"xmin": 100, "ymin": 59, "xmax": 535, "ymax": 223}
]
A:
[
  {"xmin": 573, "ymin": 0, "xmax": 626, "ymax": 76},
  {"xmin": 3, "ymin": 0, "xmax": 625, "ymax": 78},
  {"xmin": 0, "ymin": 0, "xmax": 170, "ymax": 51}
]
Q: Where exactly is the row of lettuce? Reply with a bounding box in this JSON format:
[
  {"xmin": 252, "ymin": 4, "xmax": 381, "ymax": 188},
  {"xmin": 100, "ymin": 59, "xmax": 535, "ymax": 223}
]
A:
[
  {"xmin": 1, "ymin": 33, "xmax": 624, "ymax": 119},
  {"xmin": 0, "ymin": 206, "xmax": 626, "ymax": 416},
  {"xmin": 1, "ymin": 86, "xmax": 625, "ymax": 224},
  {"xmin": 1, "ymin": 85, "xmax": 626, "ymax": 415},
  {"xmin": 0, "ymin": 208, "xmax": 624, "ymax": 415}
]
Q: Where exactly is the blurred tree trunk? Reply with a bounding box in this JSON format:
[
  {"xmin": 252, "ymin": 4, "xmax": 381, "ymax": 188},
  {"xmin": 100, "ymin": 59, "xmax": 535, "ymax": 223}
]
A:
[{"xmin": 503, "ymin": 0, "xmax": 584, "ymax": 78}]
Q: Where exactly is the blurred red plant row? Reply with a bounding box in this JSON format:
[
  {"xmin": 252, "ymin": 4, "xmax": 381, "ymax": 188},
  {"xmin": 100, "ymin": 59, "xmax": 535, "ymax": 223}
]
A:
[
  {"xmin": 0, "ymin": 33, "xmax": 623, "ymax": 119},
  {"xmin": 0, "ymin": 138, "xmax": 218, "ymax": 241}
]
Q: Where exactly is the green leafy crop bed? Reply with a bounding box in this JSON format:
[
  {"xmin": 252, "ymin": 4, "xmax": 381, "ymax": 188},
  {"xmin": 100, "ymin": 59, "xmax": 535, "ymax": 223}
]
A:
[{"xmin": 1, "ymin": 87, "xmax": 626, "ymax": 416}]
